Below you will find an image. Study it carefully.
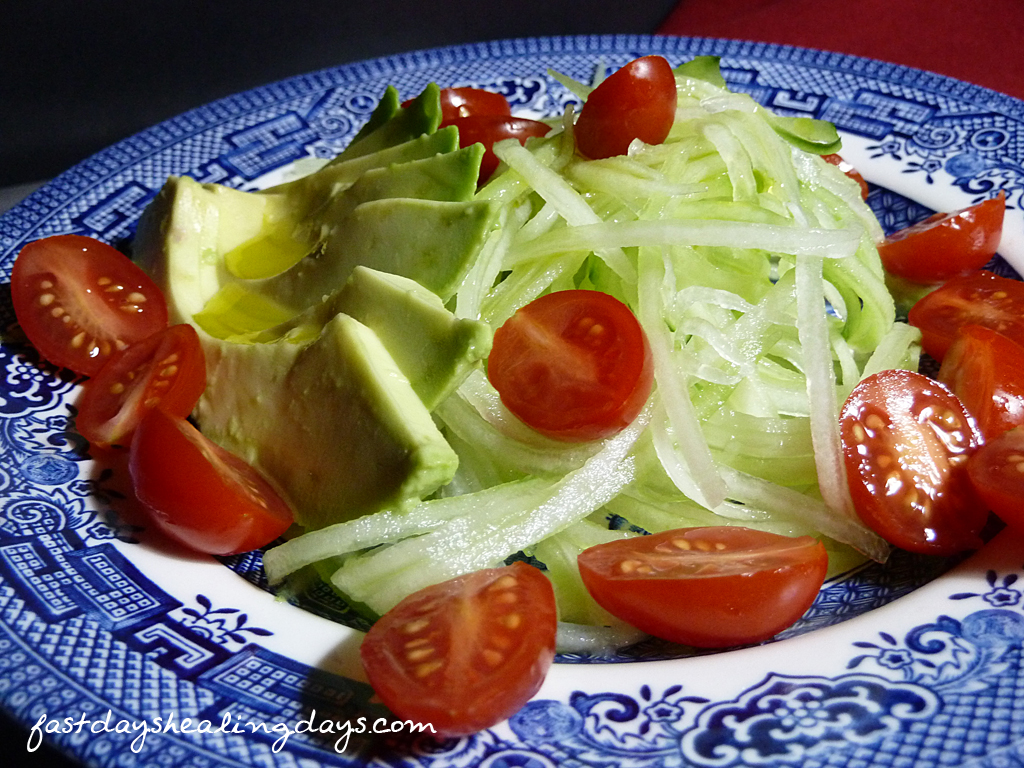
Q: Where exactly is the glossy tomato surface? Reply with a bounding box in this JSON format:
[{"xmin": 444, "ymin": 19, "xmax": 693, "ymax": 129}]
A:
[
  {"xmin": 438, "ymin": 87, "xmax": 511, "ymax": 122},
  {"xmin": 449, "ymin": 114, "xmax": 551, "ymax": 182},
  {"xmin": 878, "ymin": 192, "xmax": 1004, "ymax": 283},
  {"xmin": 360, "ymin": 561, "xmax": 556, "ymax": 736},
  {"xmin": 839, "ymin": 369, "xmax": 986, "ymax": 554},
  {"xmin": 11, "ymin": 234, "xmax": 168, "ymax": 376},
  {"xmin": 129, "ymin": 408, "xmax": 293, "ymax": 555},
  {"xmin": 574, "ymin": 55, "xmax": 677, "ymax": 159},
  {"xmin": 577, "ymin": 527, "xmax": 828, "ymax": 648},
  {"xmin": 76, "ymin": 324, "xmax": 206, "ymax": 447},
  {"xmin": 938, "ymin": 324, "xmax": 1024, "ymax": 440},
  {"xmin": 907, "ymin": 270, "xmax": 1024, "ymax": 361},
  {"xmin": 487, "ymin": 289, "xmax": 653, "ymax": 441},
  {"xmin": 967, "ymin": 426, "xmax": 1024, "ymax": 533}
]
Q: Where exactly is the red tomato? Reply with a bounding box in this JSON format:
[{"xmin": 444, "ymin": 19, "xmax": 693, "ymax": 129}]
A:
[
  {"xmin": 938, "ymin": 325, "xmax": 1024, "ymax": 440},
  {"xmin": 75, "ymin": 324, "xmax": 206, "ymax": 447},
  {"xmin": 822, "ymin": 153, "xmax": 869, "ymax": 199},
  {"xmin": 839, "ymin": 369, "xmax": 986, "ymax": 555},
  {"xmin": 487, "ymin": 290, "xmax": 653, "ymax": 442},
  {"xmin": 449, "ymin": 114, "xmax": 551, "ymax": 182},
  {"xmin": 11, "ymin": 234, "xmax": 168, "ymax": 376},
  {"xmin": 908, "ymin": 269, "xmax": 1024, "ymax": 361},
  {"xmin": 574, "ymin": 55, "xmax": 677, "ymax": 159},
  {"xmin": 403, "ymin": 86, "xmax": 512, "ymax": 122},
  {"xmin": 577, "ymin": 527, "xmax": 827, "ymax": 648},
  {"xmin": 878, "ymin": 192, "xmax": 1005, "ymax": 283},
  {"xmin": 967, "ymin": 426, "xmax": 1024, "ymax": 533},
  {"xmin": 360, "ymin": 561, "xmax": 556, "ymax": 736},
  {"xmin": 129, "ymin": 408, "xmax": 293, "ymax": 555}
]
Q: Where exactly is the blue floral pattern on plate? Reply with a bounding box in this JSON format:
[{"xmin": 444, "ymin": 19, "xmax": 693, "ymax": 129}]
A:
[{"xmin": 2, "ymin": 34, "xmax": 1024, "ymax": 767}]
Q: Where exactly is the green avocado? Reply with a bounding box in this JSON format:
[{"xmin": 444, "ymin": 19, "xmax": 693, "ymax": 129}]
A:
[{"xmin": 196, "ymin": 313, "xmax": 459, "ymax": 530}]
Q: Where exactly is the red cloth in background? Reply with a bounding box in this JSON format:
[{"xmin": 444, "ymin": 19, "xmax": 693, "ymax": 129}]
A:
[{"xmin": 657, "ymin": 0, "xmax": 1024, "ymax": 102}]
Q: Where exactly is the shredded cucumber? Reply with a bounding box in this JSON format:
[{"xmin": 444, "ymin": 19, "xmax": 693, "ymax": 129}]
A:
[{"xmin": 268, "ymin": 59, "xmax": 909, "ymax": 645}]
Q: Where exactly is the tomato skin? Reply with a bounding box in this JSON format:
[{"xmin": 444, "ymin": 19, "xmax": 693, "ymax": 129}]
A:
[
  {"xmin": 878, "ymin": 192, "xmax": 1005, "ymax": 283},
  {"xmin": 449, "ymin": 115, "xmax": 551, "ymax": 182},
  {"xmin": 938, "ymin": 325, "xmax": 1024, "ymax": 440},
  {"xmin": 574, "ymin": 55, "xmax": 677, "ymax": 159},
  {"xmin": 11, "ymin": 234, "xmax": 169, "ymax": 376},
  {"xmin": 822, "ymin": 153, "xmax": 869, "ymax": 199},
  {"xmin": 967, "ymin": 426, "xmax": 1024, "ymax": 533},
  {"xmin": 577, "ymin": 527, "xmax": 827, "ymax": 648},
  {"xmin": 908, "ymin": 269, "xmax": 1024, "ymax": 361},
  {"xmin": 129, "ymin": 408, "xmax": 293, "ymax": 555},
  {"xmin": 438, "ymin": 87, "xmax": 511, "ymax": 122},
  {"xmin": 487, "ymin": 290, "xmax": 653, "ymax": 442},
  {"xmin": 360, "ymin": 561, "xmax": 556, "ymax": 736},
  {"xmin": 839, "ymin": 369, "xmax": 986, "ymax": 555},
  {"xmin": 76, "ymin": 324, "xmax": 206, "ymax": 447}
]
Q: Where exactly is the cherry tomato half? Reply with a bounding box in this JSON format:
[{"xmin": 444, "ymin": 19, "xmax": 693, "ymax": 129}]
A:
[
  {"xmin": 878, "ymin": 192, "xmax": 1005, "ymax": 284},
  {"xmin": 76, "ymin": 324, "xmax": 207, "ymax": 447},
  {"xmin": 577, "ymin": 527, "xmax": 828, "ymax": 648},
  {"xmin": 574, "ymin": 55, "xmax": 677, "ymax": 160},
  {"xmin": 967, "ymin": 426, "xmax": 1024, "ymax": 533},
  {"xmin": 11, "ymin": 234, "xmax": 169, "ymax": 376},
  {"xmin": 403, "ymin": 86, "xmax": 512, "ymax": 123},
  {"xmin": 938, "ymin": 325, "xmax": 1024, "ymax": 440},
  {"xmin": 449, "ymin": 114, "xmax": 551, "ymax": 183},
  {"xmin": 839, "ymin": 369, "xmax": 986, "ymax": 555},
  {"xmin": 487, "ymin": 290, "xmax": 653, "ymax": 442},
  {"xmin": 360, "ymin": 561, "xmax": 556, "ymax": 736},
  {"xmin": 129, "ymin": 408, "xmax": 293, "ymax": 555},
  {"xmin": 908, "ymin": 269, "xmax": 1024, "ymax": 361},
  {"xmin": 822, "ymin": 153, "xmax": 869, "ymax": 199}
]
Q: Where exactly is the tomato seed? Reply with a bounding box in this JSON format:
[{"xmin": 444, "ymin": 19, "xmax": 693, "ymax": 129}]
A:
[
  {"xmin": 97, "ymin": 277, "xmax": 112, "ymax": 286},
  {"xmin": 482, "ymin": 649, "xmax": 503, "ymax": 666},
  {"xmin": 488, "ymin": 574, "xmax": 518, "ymax": 591},
  {"xmin": 71, "ymin": 332, "xmax": 86, "ymax": 348},
  {"xmin": 852, "ymin": 423, "xmax": 866, "ymax": 442},
  {"xmin": 671, "ymin": 538, "xmax": 691, "ymax": 550},
  {"xmin": 38, "ymin": 293, "xmax": 55, "ymax": 306},
  {"xmin": 414, "ymin": 660, "xmax": 443, "ymax": 678},
  {"xmin": 865, "ymin": 414, "xmax": 887, "ymax": 431},
  {"xmin": 502, "ymin": 613, "xmax": 522, "ymax": 630},
  {"xmin": 160, "ymin": 365, "xmax": 179, "ymax": 378},
  {"xmin": 109, "ymin": 383, "xmax": 125, "ymax": 395},
  {"xmin": 50, "ymin": 307, "xmax": 64, "ymax": 318},
  {"xmin": 406, "ymin": 647, "xmax": 435, "ymax": 662},
  {"xmin": 402, "ymin": 618, "xmax": 429, "ymax": 635},
  {"xmin": 127, "ymin": 292, "xmax": 147, "ymax": 303}
]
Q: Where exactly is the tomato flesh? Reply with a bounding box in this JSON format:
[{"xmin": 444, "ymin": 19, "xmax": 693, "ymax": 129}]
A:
[
  {"xmin": 449, "ymin": 114, "xmax": 551, "ymax": 182},
  {"xmin": 76, "ymin": 324, "xmax": 206, "ymax": 447},
  {"xmin": 879, "ymin": 192, "xmax": 1004, "ymax": 283},
  {"xmin": 577, "ymin": 527, "xmax": 827, "ymax": 648},
  {"xmin": 967, "ymin": 426, "xmax": 1024, "ymax": 533},
  {"xmin": 487, "ymin": 290, "xmax": 653, "ymax": 442},
  {"xmin": 574, "ymin": 55, "xmax": 677, "ymax": 159},
  {"xmin": 839, "ymin": 368, "xmax": 986, "ymax": 555},
  {"xmin": 11, "ymin": 235, "xmax": 169, "ymax": 376},
  {"xmin": 938, "ymin": 324, "xmax": 1024, "ymax": 440},
  {"xmin": 360, "ymin": 561, "xmax": 556, "ymax": 736},
  {"xmin": 908, "ymin": 269, "xmax": 1024, "ymax": 361},
  {"xmin": 129, "ymin": 408, "xmax": 293, "ymax": 555}
]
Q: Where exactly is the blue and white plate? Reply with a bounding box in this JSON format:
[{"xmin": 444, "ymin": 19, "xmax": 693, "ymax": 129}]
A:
[{"xmin": 3, "ymin": 34, "xmax": 1024, "ymax": 768}]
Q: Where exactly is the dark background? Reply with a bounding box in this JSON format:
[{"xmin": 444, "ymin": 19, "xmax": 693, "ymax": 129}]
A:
[
  {"xmin": 0, "ymin": 3, "xmax": 678, "ymax": 764},
  {"xmin": 0, "ymin": 0, "xmax": 677, "ymax": 188}
]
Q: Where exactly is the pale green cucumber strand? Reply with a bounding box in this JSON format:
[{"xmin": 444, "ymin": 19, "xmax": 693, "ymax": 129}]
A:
[
  {"xmin": 455, "ymin": 199, "xmax": 529, "ymax": 321},
  {"xmin": 332, "ymin": 406, "xmax": 651, "ymax": 613},
  {"xmin": 481, "ymin": 250, "xmax": 588, "ymax": 327},
  {"xmin": 701, "ymin": 121, "xmax": 758, "ymax": 203},
  {"xmin": 795, "ymin": 251, "xmax": 860, "ymax": 528},
  {"xmin": 638, "ymin": 246, "xmax": 727, "ymax": 509},
  {"xmin": 860, "ymin": 322, "xmax": 923, "ymax": 380},
  {"xmin": 509, "ymin": 219, "xmax": 862, "ymax": 268},
  {"xmin": 494, "ymin": 139, "xmax": 637, "ymax": 284}
]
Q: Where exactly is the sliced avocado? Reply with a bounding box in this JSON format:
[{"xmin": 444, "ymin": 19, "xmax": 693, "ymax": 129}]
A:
[
  {"xmin": 331, "ymin": 83, "xmax": 443, "ymax": 163},
  {"xmin": 246, "ymin": 266, "xmax": 492, "ymax": 409},
  {"xmin": 197, "ymin": 313, "xmax": 459, "ymax": 530}
]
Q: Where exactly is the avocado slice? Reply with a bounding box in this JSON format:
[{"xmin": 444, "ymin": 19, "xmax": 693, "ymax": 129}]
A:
[{"xmin": 197, "ymin": 313, "xmax": 458, "ymax": 530}]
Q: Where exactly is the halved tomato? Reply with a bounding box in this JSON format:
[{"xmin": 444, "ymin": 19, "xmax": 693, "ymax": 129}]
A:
[
  {"xmin": 11, "ymin": 235, "xmax": 168, "ymax": 376},
  {"xmin": 487, "ymin": 289, "xmax": 653, "ymax": 442},
  {"xmin": 76, "ymin": 324, "xmax": 206, "ymax": 447},
  {"xmin": 360, "ymin": 561, "xmax": 556, "ymax": 736},
  {"xmin": 574, "ymin": 55, "xmax": 677, "ymax": 159},
  {"xmin": 938, "ymin": 324, "xmax": 1024, "ymax": 440},
  {"xmin": 577, "ymin": 527, "xmax": 828, "ymax": 648},
  {"xmin": 879, "ymin": 192, "xmax": 1004, "ymax": 284},
  {"xmin": 839, "ymin": 368, "xmax": 986, "ymax": 554},
  {"xmin": 908, "ymin": 270, "xmax": 1024, "ymax": 361},
  {"xmin": 822, "ymin": 153, "xmax": 869, "ymax": 199},
  {"xmin": 449, "ymin": 114, "xmax": 551, "ymax": 182},
  {"xmin": 129, "ymin": 408, "xmax": 293, "ymax": 555},
  {"xmin": 967, "ymin": 426, "xmax": 1024, "ymax": 533}
]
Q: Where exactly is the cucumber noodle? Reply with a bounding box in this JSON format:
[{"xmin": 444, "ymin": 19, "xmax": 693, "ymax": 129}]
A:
[{"xmin": 264, "ymin": 65, "xmax": 918, "ymax": 646}]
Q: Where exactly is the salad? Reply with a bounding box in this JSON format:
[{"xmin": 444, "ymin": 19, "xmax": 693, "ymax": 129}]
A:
[{"xmin": 7, "ymin": 53, "xmax": 1017, "ymax": 738}]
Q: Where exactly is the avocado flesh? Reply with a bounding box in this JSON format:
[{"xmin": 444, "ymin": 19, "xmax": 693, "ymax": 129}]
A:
[{"xmin": 196, "ymin": 313, "xmax": 459, "ymax": 530}]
